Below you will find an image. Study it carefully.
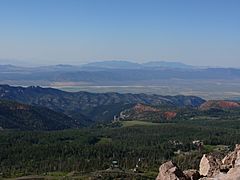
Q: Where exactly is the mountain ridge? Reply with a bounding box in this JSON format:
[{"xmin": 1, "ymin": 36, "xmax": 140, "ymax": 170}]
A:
[
  {"xmin": 0, "ymin": 99, "xmax": 83, "ymax": 130},
  {"xmin": 0, "ymin": 85, "xmax": 205, "ymax": 124}
]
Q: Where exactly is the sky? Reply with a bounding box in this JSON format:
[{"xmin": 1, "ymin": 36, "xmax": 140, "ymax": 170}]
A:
[{"xmin": 0, "ymin": 0, "xmax": 240, "ymax": 67}]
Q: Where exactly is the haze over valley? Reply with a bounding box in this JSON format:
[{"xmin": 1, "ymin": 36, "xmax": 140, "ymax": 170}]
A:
[{"xmin": 1, "ymin": 60, "xmax": 240, "ymax": 100}]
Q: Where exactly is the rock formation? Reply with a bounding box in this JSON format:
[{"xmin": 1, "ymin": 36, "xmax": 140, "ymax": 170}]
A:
[
  {"xmin": 183, "ymin": 170, "xmax": 200, "ymax": 180},
  {"xmin": 200, "ymin": 100, "xmax": 240, "ymax": 110},
  {"xmin": 199, "ymin": 154, "xmax": 221, "ymax": 177},
  {"xmin": 156, "ymin": 144, "xmax": 240, "ymax": 180},
  {"xmin": 163, "ymin": 112, "xmax": 177, "ymax": 120},
  {"xmin": 133, "ymin": 103, "xmax": 160, "ymax": 113},
  {"xmin": 156, "ymin": 161, "xmax": 186, "ymax": 180},
  {"xmin": 222, "ymin": 144, "xmax": 240, "ymax": 168}
]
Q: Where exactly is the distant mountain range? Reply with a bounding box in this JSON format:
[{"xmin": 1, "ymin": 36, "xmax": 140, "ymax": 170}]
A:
[
  {"xmin": 0, "ymin": 60, "xmax": 194, "ymax": 70},
  {"xmin": 81, "ymin": 60, "xmax": 142, "ymax": 69},
  {"xmin": 0, "ymin": 85, "xmax": 205, "ymax": 130},
  {"xmin": 1, "ymin": 61, "xmax": 240, "ymax": 100},
  {"xmin": 0, "ymin": 61, "xmax": 240, "ymax": 86},
  {"xmin": 81, "ymin": 60, "xmax": 194, "ymax": 70}
]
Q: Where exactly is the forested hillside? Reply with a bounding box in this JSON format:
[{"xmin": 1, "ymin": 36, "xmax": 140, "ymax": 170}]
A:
[
  {"xmin": 1, "ymin": 117, "xmax": 240, "ymax": 178},
  {"xmin": 0, "ymin": 85, "xmax": 205, "ymax": 124},
  {"xmin": 0, "ymin": 100, "xmax": 83, "ymax": 130}
]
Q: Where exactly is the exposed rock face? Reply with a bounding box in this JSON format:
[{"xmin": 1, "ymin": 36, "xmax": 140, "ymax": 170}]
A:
[
  {"xmin": 199, "ymin": 154, "xmax": 221, "ymax": 177},
  {"xmin": 133, "ymin": 103, "xmax": 160, "ymax": 113},
  {"xmin": 183, "ymin": 170, "xmax": 200, "ymax": 180},
  {"xmin": 223, "ymin": 166, "xmax": 240, "ymax": 180},
  {"xmin": 200, "ymin": 100, "xmax": 240, "ymax": 110},
  {"xmin": 156, "ymin": 161, "xmax": 187, "ymax": 180},
  {"xmin": 222, "ymin": 144, "xmax": 240, "ymax": 169},
  {"xmin": 121, "ymin": 103, "xmax": 178, "ymax": 122},
  {"xmin": 157, "ymin": 145, "xmax": 240, "ymax": 180},
  {"xmin": 163, "ymin": 111, "xmax": 177, "ymax": 120},
  {"xmin": 201, "ymin": 166, "xmax": 240, "ymax": 180}
]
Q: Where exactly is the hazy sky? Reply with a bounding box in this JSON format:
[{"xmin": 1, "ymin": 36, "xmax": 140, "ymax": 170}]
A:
[{"xmin": 0, "ymin": 0, "xmax": 240, "ymax": 66}]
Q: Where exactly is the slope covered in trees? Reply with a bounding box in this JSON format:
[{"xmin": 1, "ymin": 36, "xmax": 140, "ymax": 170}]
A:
[
  {"xmin": 0, "ymin": 100, "xmax": 83, "ymax": 130},
  {"xmin": 1, "ymin": 108, "xmax": 240, "ymax": 178},
  {"xmin": 0, "ymin": 85, "xmax": 205, "ymax": 124}
]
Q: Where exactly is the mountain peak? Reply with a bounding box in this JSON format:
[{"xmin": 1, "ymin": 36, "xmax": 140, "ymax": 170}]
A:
[
  {"xmin": 81, "ymin": 60, "xmax": 142, "ymax": 69},
  {"xmin": 80, "ymin": 60, "xmax": 194, "ymax": 70},
  {"xmin": 142, "ymin": 61, "xmax": 193, "ymax": 69}
]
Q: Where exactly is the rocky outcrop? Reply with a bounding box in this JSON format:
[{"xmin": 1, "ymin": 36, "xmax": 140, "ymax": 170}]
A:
[
  {"xmin": 156, "ymin": 162, "xmax": 201, "ymax": 180},
  {"xmin": 183, "ymin": 170, "xmax": 200, "ymax": 180},
  {"xmin": 222, "ymin": 144, "xmax": 240, "ymax": 169},
  {"xmin": 163, "ymin": 111, "xmax": 177, "ymax": 120},
  {"xmin": 202, "ymin": 145, "xmax": 240, "ymax": 179},
  {"xmin": 120, "ymin": 104, "xmax": 178, "ymax": 122},
  {"xmin": 157, "ymin": 144, "xmax": 240, "ymax": 180},
  {"xmin": 200, "ymin": 100, "xmax": 240, "ymax": 110},
  {"xmin": 133, "ymin": 103, "xmax": 160, "ymax": 113},
  {"xmin": 199, "ymin": 154, "xmax": 221, "ymax": 177},
  {"xmin": 222, "ymin": 166, "xmax": 240, "ymax": 180},
  {"xmin": 201, "ymin": 166, "xmax": 240, "ymax": 180},
  {"xmin": 156, "ymin": 161, "xmax": 187, "ymax": 180}
]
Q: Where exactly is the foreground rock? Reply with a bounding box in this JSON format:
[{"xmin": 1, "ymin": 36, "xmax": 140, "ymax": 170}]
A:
[
  {"xmin": 183, "ymin": 170, "xmax": 200, "ymax": 180},
  {"xmin": 222, "ymin": 166, "xmax": 240, "ymax": 179},
  {"xmin": 222, "ymin": 144, "xmax": 240, "ymax": 169},
  {"xmin": 157, "ymin": 144, "xmax": 240, "ymax": 180},
  {"xmin": 156, "ymin": 161, "xmax": 186, "ymax": 180},
  {"xmin": 199, "ymin": 154, "xmax": 221, "ymax": 177},
  {"xmin": 201, "ymin": 166, "xmax": 240, "ymax": 180}
]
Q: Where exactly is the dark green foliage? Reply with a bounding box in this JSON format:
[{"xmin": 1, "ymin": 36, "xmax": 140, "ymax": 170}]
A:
[
  {"xmin": 1, "ymin": 115, "xmax": 240, "ymax": 178},
  {"xmin": 0, "ymin": 100, "xmax": 82, "ymax": 130}
]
